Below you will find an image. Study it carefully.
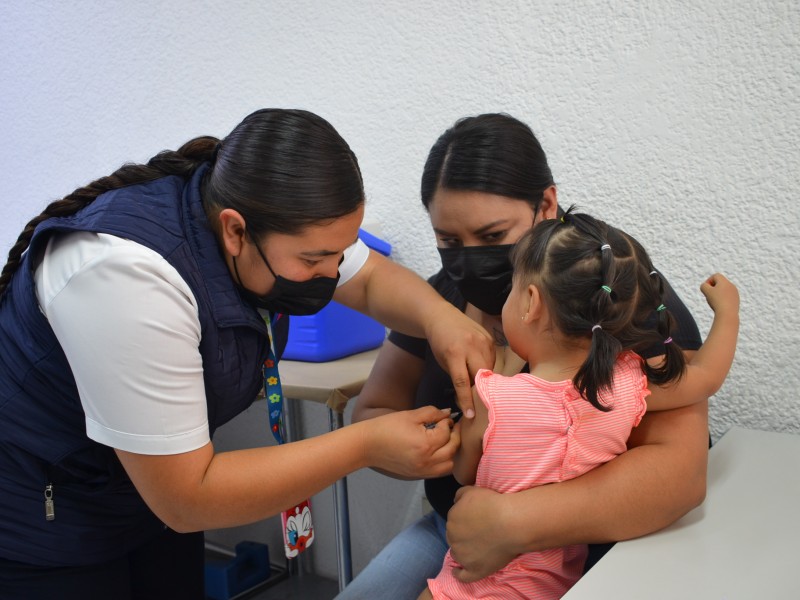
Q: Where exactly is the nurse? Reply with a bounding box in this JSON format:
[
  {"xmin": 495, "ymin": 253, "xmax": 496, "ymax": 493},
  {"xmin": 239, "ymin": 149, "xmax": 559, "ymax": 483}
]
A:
[{"xmin": 0, "ymin": 108, "xmax": 493, "ymax": 599}]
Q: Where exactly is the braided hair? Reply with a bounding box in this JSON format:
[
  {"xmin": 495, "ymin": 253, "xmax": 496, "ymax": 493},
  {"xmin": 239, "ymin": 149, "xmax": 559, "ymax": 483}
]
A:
[
  {"xmin": 0, "ymin": 108, "xmax": 364, "ymax": 302},
  {"xmin": 510, "ymin": 206, "xmax": 686, "ymax": 411},
  {"xmin": 0, "ymin": 137, "xmax": 216, "ymax": 301}
]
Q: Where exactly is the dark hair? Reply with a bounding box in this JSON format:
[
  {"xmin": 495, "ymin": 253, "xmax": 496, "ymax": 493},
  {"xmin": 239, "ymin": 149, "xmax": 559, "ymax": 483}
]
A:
[
  {"xmin": 203, "ymin": 108, "xmax": 364, "ymax": 241},
  {"xmin": 510, "ymin": 206, "xmax": 686, "ymax": 411},
  {"xmin": 0, "ymin": 108, "xmax": 364, "ymax": 301},
  {"xmin": 420, "ymin": 113, "xmax": 554, "ymax": 213}
]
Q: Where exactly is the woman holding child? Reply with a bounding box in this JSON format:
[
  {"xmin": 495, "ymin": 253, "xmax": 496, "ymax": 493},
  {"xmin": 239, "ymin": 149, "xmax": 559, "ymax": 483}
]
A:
[{"xmin": 339, "ymin": 113, "xmax": 715, "ymax": 599}]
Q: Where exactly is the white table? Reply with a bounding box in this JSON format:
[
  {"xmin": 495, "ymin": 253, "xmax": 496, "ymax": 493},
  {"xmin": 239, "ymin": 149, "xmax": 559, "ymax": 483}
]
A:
[{"xmin": 563, "ymin": 426, "xmax": 800, "ymax": 599}]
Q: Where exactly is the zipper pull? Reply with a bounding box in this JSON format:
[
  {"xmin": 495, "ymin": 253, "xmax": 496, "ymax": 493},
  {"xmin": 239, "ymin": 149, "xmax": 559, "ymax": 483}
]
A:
[{"xmin": 44, "ymin": 484, "xmax": 55, "ymax": 521}]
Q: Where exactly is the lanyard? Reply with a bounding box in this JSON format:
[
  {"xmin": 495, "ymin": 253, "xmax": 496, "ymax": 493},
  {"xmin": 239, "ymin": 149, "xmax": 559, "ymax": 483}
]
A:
[
  {"xmin": 264, "ymin": 314, "xmax": 286, "ymax": 445},
  {"xmin": 263, "ymin": 312, "xmax": 317, "ymax": 557}
]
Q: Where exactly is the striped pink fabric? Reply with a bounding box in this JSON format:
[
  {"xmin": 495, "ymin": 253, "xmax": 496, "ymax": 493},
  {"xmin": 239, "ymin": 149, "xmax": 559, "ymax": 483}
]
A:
[{"xmin": 428, "ymin": 351, "xmax": 649, "ymax": 600}]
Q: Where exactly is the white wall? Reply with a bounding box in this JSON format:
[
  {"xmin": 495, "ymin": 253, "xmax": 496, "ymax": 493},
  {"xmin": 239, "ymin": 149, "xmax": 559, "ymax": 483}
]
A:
[{"xmin": 3, "ymin": 0, "xmax": 799, "ymax": 581}]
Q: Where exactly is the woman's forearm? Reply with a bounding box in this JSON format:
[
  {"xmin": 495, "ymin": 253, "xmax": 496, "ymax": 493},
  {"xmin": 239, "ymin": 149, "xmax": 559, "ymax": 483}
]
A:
[
  {"xmin": 448, "ymin": 401, "xmax": 709, "ymax": 581},
  {"xmin": 513, "ymin": 401, "xmax": 709, "ymax": 551}
]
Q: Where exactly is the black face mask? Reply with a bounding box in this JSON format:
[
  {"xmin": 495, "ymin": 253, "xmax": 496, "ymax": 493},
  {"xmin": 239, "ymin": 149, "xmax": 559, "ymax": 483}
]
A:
[
  {"xmin": 234, "ymin": 239, "xmax": 340, "ymax": 316},
  {"xmin": 438, "ymin": 244, "xmax": 515, "ymax": 315}
]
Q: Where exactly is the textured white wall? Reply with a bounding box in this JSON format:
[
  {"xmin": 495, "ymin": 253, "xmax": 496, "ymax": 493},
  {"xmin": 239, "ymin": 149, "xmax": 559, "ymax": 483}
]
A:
[{"xmin": 2, "ymin": 0, "xmax": 799, "ymax": 580}]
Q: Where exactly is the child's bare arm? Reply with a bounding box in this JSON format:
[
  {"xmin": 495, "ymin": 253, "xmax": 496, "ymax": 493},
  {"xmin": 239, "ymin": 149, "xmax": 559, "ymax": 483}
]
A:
[
  {"xmin": 452, "ymin": 387, "xmax": 488, "ymax": 485},
  {"xmin": 647, "ymin": 273, "xmax": 740, "ymax": 411}
]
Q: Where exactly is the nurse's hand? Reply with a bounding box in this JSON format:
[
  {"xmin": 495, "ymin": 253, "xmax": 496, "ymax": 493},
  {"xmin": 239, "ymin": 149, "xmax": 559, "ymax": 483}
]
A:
[
  {"xmin": 363, "ymin": 406, "xmax": 459, "ymax": 479},
  {"xmin": 425, "ymin": 305, "xmax": 494, "ymax": 419}
]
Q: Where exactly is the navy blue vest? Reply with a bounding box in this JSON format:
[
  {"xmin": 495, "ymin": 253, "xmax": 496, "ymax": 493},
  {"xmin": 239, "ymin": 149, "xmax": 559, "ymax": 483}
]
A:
[{"xmin": 0, "ymin": 164, "xmax": 276, "ymax": 566}]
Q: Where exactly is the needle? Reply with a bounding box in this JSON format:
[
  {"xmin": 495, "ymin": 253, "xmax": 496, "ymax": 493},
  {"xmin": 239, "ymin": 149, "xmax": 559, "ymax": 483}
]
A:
[{"xmin": 424, "ymin": 411, "xmax": 461, "ymax": 429}]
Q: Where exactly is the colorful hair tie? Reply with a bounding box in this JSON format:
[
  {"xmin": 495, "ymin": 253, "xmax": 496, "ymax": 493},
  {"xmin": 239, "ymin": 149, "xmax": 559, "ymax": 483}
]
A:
[
  {"xmin": 560, "ymin": 215, "xmax": 566, "ymax": 223},
  {"xmin": 664, "ymin": 337, "xmax": 673, "ymax": 345},
  {"xmin": 592, "ymin": 324, "xmax": 602, "ymax": 332},
  {"xmin": 656, "ymin": 304, "xmax": 666, "ymax": 312},
  {"xmin": 601, "ymin": 285, "xmax": 613, "ymax": 294},
  {"xmin": 600, "ymin": 244, "xmax": 611, "ymax": 251}
]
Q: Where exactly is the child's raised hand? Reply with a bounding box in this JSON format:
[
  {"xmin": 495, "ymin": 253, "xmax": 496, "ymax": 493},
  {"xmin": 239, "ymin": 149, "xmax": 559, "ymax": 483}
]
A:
[{"xmin": 700, "ymin": 273, "xmax": 740, "ymax": 314}]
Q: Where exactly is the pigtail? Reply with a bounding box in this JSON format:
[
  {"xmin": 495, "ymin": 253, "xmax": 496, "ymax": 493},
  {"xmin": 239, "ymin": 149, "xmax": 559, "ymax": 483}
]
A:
[
  {"xmin": 0, "ymin": 136, "xmax": 218, "ymax": 303},
  {"xmin": 642, "ymin": 270, "xmax": 687, "ymax": 385},
  {"xmin": 574, "ymin": 323, "xmax": 621, "ymax": 411},
  {"xmin": 564, "ymin": 211, "xmax": 623, "ymax": 410}
]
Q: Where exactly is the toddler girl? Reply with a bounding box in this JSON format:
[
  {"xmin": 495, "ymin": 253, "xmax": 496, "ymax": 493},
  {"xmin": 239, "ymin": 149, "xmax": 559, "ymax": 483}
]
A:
[{"xmin": 421, "ymin": 207, "xmax": 739, "ymax": 599}]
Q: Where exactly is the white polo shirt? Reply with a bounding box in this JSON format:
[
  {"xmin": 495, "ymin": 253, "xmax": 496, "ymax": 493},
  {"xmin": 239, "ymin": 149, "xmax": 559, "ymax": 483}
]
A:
[{"xmin": 34, "ymin": 232, "xmax": 369, "ymax": 455}]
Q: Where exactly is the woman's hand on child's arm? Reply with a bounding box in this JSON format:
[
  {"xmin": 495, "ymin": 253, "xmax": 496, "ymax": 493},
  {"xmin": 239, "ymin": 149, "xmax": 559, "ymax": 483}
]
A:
[
  {"xmin": 424, "ymin": 302, "xmax": 494, "ymax": 419},
  {"xmin": 446, "ymin": 399, "xmax": 708, "ymax": 582},
  {"xmin": 646, "ymin": 273, "xmax": 740, "ymax": 411}
]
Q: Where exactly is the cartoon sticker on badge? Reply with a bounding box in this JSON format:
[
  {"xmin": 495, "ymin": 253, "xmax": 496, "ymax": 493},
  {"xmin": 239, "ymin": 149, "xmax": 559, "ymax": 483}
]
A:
[{"xmin": 281, "ymin": 499, "xmax": 314, "ymax": 558}]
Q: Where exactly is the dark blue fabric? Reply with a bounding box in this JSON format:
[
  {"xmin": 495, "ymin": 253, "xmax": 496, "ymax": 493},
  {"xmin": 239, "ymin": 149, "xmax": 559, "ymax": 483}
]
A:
[
  {"xmin": 0, "ymin": 529, "xmax": 204, "ymax": 600},
  {"xmin": 0, "ymin": 164, "xmax": 273, "ymax": 566}
]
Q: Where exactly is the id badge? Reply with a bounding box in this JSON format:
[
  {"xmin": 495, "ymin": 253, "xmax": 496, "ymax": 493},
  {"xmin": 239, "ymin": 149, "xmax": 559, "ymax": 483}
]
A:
[{"xmin": 281, "ymin": 498, "xmax": 315, "ymax": 558}]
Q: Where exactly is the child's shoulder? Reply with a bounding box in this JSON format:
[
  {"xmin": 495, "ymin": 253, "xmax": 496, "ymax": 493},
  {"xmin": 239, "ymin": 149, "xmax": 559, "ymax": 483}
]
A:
[
  {"xmin": 615, "ymin": 350, "xmax": 646, "ymax": 374},
  {"xmin": 475, "ymin": 368, "xmax": 574, "ymax": 395},
  {"xmin": 474, "ymin": 368, "xmax": 515, "ymax": 393},
  {"xmin": 606, "ymin": 351, "xmax": 650, "ymax": 412}
]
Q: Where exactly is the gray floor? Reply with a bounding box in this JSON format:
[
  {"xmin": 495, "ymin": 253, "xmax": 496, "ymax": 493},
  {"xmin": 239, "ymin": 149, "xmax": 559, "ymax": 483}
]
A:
[
  {"xmin": 205, "ymin": 547, "xmax": 340, "ymax": 600},
  {"xmin": 239, "ymin": 572, "xmax": 339, "ymax": 599}
]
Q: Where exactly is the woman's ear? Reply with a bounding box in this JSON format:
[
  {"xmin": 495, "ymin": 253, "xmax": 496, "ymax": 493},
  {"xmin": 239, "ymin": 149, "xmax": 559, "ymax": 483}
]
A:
[
  {"xmin": 536, "ymin": 186, "xmax": 559, "ymax": 223},
  {"xmin": 218, "ymin": 208, "xmax": 247, "ymax": 257}
]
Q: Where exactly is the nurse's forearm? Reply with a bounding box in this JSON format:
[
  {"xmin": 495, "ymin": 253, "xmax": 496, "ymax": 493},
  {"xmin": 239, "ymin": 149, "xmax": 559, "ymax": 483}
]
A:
[
  {"xmin": 116, "ymin": 406, "xmax": 457, "ymax": 533},
  {"xmin": 118, "ymin": 426, "xmax": 368, "ymax": 532},
  {"xmin": 338, "ymin": 252, "xmax": 457, "ymax": 337}
]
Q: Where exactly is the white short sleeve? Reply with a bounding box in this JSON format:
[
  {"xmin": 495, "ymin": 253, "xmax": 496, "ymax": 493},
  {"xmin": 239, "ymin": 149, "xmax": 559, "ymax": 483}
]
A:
[
  {"xmin": 338, "ymin": 238, "xmax": 370, "ymax": 286},
  {"xmin": 35, "ymin": 232, "xmax": 210, "ymax": 455}
]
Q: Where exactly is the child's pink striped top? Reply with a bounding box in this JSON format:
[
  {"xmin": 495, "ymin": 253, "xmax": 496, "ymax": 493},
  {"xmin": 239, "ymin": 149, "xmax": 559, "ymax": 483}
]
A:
[{"xmin": 429, "ymin": 351, "xmax": 649, "ymax": 600}]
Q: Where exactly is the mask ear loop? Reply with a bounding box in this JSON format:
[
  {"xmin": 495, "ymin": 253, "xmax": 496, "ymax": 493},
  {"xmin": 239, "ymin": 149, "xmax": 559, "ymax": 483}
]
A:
[
  {"xmin": 232, "ymin": 255, "xmax": 243, "ymax": 286},
  {"xmin": 250, "ymin": 231, "xmax": 279, "ymax": 278}
]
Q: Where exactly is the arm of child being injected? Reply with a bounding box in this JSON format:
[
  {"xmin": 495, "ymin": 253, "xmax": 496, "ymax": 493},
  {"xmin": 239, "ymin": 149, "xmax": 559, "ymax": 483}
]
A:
[
  {"xmin": 452, "ymin": 387, "xmax": 488, "ymax": 486},
  {"xmin": 645, "ymin": 273, "xmax": 740, "ymax": 412}
]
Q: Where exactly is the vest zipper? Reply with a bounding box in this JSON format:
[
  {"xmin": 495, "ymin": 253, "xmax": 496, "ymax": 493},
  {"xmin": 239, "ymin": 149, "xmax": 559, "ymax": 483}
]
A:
[{"xmin": 44, "ymin": 483, "xmax": 55, "ymax": 521}]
